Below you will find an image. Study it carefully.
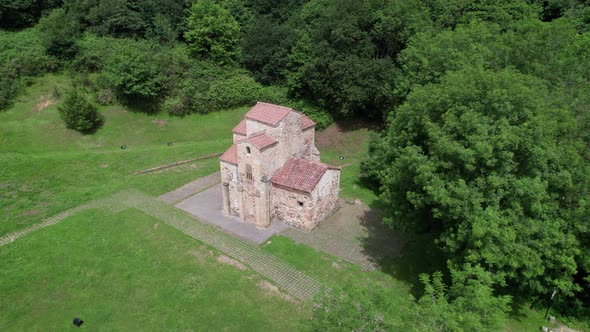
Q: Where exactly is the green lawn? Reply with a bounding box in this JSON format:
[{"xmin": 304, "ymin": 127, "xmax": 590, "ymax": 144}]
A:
[
  {"xmin": 0, "ymin": 73, "xmax": 248, "ymax": 236},
  {"xmin": 0, "ymin": 209, "xmax": 304, "ymax": 330}
]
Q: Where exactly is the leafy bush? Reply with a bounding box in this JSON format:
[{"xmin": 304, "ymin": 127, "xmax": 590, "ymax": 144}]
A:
[
  {"xmin": 96, "ymin": 89, "xmax": 116, "ymax": 105},
  {"xmin": 58, "ymin": 91, "xmax": 101, "ymax": 132},
  {"xmin": 103, "ymin": 39, "xmax": 163, "ymax": 100},
  {"xmin": 180, "ymin": 62, "xmax": 262, "ymax": 113},
  {"xmin": 37, "ymin": 8, "xmax": 80, "ymax": 60},
  {"xmin": 0, "ymin": 28, "xmax": 59, "ymax": 110},
  {"xmin": 161, "ymin": 95, "xmax": 189, "ymax": 116}
]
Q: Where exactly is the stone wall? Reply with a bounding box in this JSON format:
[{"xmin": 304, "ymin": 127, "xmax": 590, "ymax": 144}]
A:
[
  {"xmin": 236, "ymin": 141, "xmax": 271, "ymax": 227},
  {"xmin": 220, "ymin": 161, "xmax": 241, "ymax": 216},
  {"xmin": 310, "ymin": 169, "xmax": 340, "ymax": 225},
  {"xmin": 271, "ymin": 185, "xmax": 313, "ymax": 230}
]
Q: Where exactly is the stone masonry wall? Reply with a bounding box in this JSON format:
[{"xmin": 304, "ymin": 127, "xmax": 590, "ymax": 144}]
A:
[
  {"xmin": 220, "ymin": 161, "xmax": 241, "ymax": 216},
  {"xmin": 310, "ymin": 169, "xmax": 340, "ymax": 225},
  {"xmin": 271, "ymin": 185, "xmax": 313, "ymax": 230}
]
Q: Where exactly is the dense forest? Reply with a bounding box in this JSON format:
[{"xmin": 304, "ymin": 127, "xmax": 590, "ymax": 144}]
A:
[{"xmin": 1, "ymin": 0, "xmax": 589, "ymax": 330}]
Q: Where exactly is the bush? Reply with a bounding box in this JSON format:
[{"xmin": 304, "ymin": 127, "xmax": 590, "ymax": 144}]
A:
[
  {"xmin": 181, "ymin": 62, "xmax": 263, "ymax": 114},
  {"xmin": 96, "ymin": 89, "xmax": 116, "ymax": 105},
  {"xmin": 58, "ymin": 91, "xmax": 101, "ymax": 132},
  {"xmin": 0, "ymin": 29, "xmax": 58, "ymax": 110},
  {"xmin": 162, "ymin": 95, "xmax": 189, "ymax": 116},
  {"xmin": 0, "ymin": 65, "xmax": 19, "ymax": 110},
  {"xmin": 38, "ymin": 8, "xmax": 80, "ymax": 60}
]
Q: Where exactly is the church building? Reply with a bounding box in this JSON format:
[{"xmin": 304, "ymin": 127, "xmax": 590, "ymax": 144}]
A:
[{"xmin": 219, "ymin": 102, "xmax": 340, "ymax": 230}]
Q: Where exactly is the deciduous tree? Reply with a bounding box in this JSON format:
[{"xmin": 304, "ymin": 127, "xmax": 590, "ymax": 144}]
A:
[{"xmin": 185, "ymin": 0, "xmax": 241, "ymax": 65}]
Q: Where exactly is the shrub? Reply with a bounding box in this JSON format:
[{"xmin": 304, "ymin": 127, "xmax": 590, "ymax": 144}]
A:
[
  {"xmin": 162, "ymin": 95, "xmax": 189, "ymax": 116},
  {"xmin": 58, "ymin": 91, "xmax": 101, "ymax": 132},
  {"xmin": 181, "ymin": 62, "xmax": 262, "ymax": 114},
  {"xmin": 286, "ymin": 100, "xmax": 334, "ymax": 130},
  {"xmin": 104, "ymin": 43, "xmax": 163, "ymax": 99},
  {"xmin": 37, "ymin": 8, "xmax": 80, "ymax": 60},
  {"xmin": 0, "ymin": 65, "xmax": 19, "ymax": 110},
  {"xmin": 96, "ymin": 89, "xmax": 115, "ymax": 105}
]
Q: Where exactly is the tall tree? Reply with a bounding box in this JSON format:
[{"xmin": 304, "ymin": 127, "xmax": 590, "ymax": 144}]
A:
[
  {"xmin": 37, "ymin": 8, "xmax": 80, "ymax": 59},
  {"xmin": 365, "ymin": 66, "xmax": 589, "ymax": 298},
  {"xmin": 185, "ymin": 0, "xmax": 241, "ymax": 65}
]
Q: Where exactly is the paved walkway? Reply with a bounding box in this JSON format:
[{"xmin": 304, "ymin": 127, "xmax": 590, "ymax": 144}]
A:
[
  {"xmin": 175, "ymin": 184, "xmax": 288, "ymax": 244},
  {"xmin": 281, "ymin": 200, "xmax": 404, "ymax": 270},
  {"xmin": 158, "ymin": 171, "xmax": 221, "ymax": 204},
  {"xmin": 0, "ymin": 189, "xmax": 321, "ymax": 300}
]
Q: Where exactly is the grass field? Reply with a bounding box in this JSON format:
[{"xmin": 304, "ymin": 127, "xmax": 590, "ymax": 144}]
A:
[
  {"xmin": 0, "ymin": 73, "xmax": 577, "ymax": 331},
  {"xmin": 0, "ymin": 209, "xmax": 305, "ymax": 330},
  {"xmin": 0, "ymin": 73, "xmax": 401, "ymax": 329}
]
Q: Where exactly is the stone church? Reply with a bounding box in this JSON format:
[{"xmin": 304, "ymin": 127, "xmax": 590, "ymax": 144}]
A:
[{"xmin": 219, "ymin": 102, "xmax": 340, "ymax": 230}]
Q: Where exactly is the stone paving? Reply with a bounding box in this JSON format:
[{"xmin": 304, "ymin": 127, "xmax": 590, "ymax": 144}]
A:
[
  {"xmin": 175, "ymin": 184, "xmax": 288, "ymax": 244},
  {"xmin": 158, "ymin": 171, "xmax": 221, "ymax": 204},
  {"xmin": 280, "ymin": 200, "xmax": 404, "ymax": 270},
  {"xmin": 0, "ymin": 189, "xmax": 322, "ymax": 300}
]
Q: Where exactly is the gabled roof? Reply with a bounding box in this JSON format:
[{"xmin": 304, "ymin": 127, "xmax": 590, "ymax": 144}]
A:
[
  {"xmin": 245, "ymin": 102, "xmax": 292, "ymax": 127},
  {"xmin": 271, "ymin": 158, "xmax": 329, "ymax": 193},
  {"xmin": 219, "ymin": 144, "xmax": 238, "ymax": 165},
  {"xmin": 239, "ymin": 132, "xmax": 277, "ymax": 150},
  {"xmin": 301, "ymin": 114, "xmax": 316, "ymax": 130},
  {"xmin": 232, "ymin": 120, "xmax": 247, "ymax": 135}
]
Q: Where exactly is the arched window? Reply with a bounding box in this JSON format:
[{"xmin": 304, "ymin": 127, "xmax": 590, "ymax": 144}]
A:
[
  {"xmin": 246, "ymin": 164, "xmax": 253, "ymax": 181},
  {"xmin": 246, "ymin": 146, "xmax": 251, "ymax": 155}
]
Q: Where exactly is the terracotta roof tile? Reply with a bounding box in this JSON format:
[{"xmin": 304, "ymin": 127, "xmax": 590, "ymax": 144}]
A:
[
  {"xmin": 245, "ymin": 102, "xmax": 292, "ymax": 126},
  {"xmin": 271, "ymin": 158, "xmax": 328, "ymax": 193},
  {"xmin": 219, "ymin": 144, "xmax": 238, "ymax": 165},
  {"xmin": 301, "ymin": 114, "xmax": 316, "ymax": 130},
  {"xmin": 239, "ymin": 132, "xmax": 277, "ymax": 150},
  {"xmin": 232, "ymin": 119, "xmax": 247, "ymax": 135}
]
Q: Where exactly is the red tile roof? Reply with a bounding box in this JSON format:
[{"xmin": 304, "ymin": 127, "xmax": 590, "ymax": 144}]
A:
[
  {"xmin": 271, "ymin": 158, "xmax": 329, "ymax": 193},
  {"xmin": 232, "ymin": 120, "xmax": 247, "ymax": 135},
  {"xmin": 301, "ymin": 114, "xmax": 316, "ymax": 130},
  {"xmin": 219, "ymin": 144, "xmax": 238, "ymax": 165},
  {"xmin": 245, "ymin": 102, "xmax": 292, "ymax": 127},
  {"xmin": 240, "ymin": 132, "xmax": 277, "ymax": 150}
]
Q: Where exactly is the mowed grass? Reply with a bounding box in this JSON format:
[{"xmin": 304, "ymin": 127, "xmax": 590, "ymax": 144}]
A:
[
  {"xmin": 0, "ymin": 73, "xmax": 378, "ymax": 236},
  {"xmin": 0, "ymin": 209, "xmax": 303, "ymax": 330},
  {"xmin": 0, "ymin": 73, "xmax": 249, "ymax": 236}
]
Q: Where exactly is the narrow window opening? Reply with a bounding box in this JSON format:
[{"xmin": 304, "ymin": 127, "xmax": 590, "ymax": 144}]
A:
[
  {"xmin": 246, "ymin": 146, "xmax": 251, "ymax": 155},
  {"xmin": 246, "ymin": 164, "xmax": 253, "ymax": 181}
]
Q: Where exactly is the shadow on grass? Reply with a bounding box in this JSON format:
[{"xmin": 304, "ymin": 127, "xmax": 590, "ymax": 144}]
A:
[
  {"xmin": 355, "ymin": 203, "xmax": 447, "ymax": 299},
  {"xmin": 121, "ymin": 96, "xmax": 160, "ymax": 115},
  {"xmin": 333, "ymin": 116, "xmax": 386, "ymax": 133}
]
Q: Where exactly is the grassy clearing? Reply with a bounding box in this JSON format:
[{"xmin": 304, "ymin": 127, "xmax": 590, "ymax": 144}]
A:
[
  {"xmin": 0, "ymin": 209, "xmax": 303, "ymax": 330},
  {"xmin": 1, "ymin": 73, "xmax": 565, "ymax": 330},
  {"xmin": 0, "ymin": 73, "xmax": 248, "ymax": 236},
  {"xmin": 315, "ymin": 120, "xmax": 381, "ymax": 205}
]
